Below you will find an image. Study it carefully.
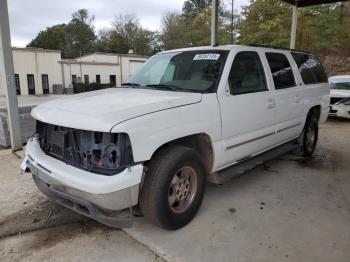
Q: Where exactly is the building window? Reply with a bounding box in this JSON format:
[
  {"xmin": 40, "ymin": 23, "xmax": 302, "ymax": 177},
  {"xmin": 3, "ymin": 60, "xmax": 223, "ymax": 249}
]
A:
[
  {"xmin": 27, "ymin": 74, "xmax": 35, "ymax": 95},
  {"xmin": 42, "ymin": 74, "xmax": 49, "ymax": 94},
  {"xmin": 84, "ymin": 75, "xmax": 89, "ymax": 84},
  {"xmin": 72, "ymin": 74, "xmax": 77, "ymax": 84},
  {"xmin": 15, "ymin": 74, "xmax": 20, "ymax": 95},
  {"xmin": 96, "ymin": 75, "xmax": 101, "ymax": 84},
  {"xmin": 110, "ymin": 75, "xmax": 116, "ymax": 86}
]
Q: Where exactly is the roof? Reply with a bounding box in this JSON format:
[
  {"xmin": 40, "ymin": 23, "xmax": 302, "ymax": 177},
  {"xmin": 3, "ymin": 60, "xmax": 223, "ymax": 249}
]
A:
[
  {"xmin": 12, "ymin": 47, "xmax": 61, "ymax": 53},
  {"xmin": 59, "ymin": 52, "xmax": 148, "ymax": 65},
  {"xmin": 59, "ymin": 59, "xmax": 119, "ymax": 66},
  {"xmin": 159, "ymin": 44, "xmax": 310, "ymax": 54},
  {"xmin": 282, "ymin": 0, "xmax": 349, "ymax": 7},
  {"xmin": 159, "ymin": 45, "xmax": 234, "ymax": 54},
  {"xmin": 78, "ymin": 52, "xmax": 149, "ymax": 60}
]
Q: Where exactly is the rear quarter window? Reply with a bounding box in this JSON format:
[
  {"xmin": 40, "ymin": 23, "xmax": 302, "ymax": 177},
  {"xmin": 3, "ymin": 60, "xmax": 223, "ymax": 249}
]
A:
[{"xmin": 291, "ymin": 52, "xmax": 328, "ymax": 84}]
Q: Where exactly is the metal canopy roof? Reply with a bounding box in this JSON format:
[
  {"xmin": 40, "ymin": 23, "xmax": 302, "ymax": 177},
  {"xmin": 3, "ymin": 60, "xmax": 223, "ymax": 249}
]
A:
[{"xmin": 283, "ymin": 0, "xmax": 349, "ymax": 7}]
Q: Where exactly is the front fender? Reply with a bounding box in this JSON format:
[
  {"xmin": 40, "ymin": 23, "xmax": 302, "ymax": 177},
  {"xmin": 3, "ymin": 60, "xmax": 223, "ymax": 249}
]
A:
[{"xmin": 111, "ymin": 94, "xmax": 221, "ymax": 162}]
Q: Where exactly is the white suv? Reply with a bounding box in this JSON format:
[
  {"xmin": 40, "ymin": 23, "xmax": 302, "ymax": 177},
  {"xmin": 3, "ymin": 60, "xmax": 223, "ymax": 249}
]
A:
[{"xmin": 21, "ymin": 45, "xmax": 330, "ymax": 230}]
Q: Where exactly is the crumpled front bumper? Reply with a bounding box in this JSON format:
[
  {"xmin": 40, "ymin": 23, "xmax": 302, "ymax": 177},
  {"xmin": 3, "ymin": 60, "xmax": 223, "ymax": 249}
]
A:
[
  {"xmin": 21, "ymin": 137, "xmax": 144, "ymax": 228},
  {"xmin": 329, "ymin": 104, "xmax": 350, "ymax": 119}
]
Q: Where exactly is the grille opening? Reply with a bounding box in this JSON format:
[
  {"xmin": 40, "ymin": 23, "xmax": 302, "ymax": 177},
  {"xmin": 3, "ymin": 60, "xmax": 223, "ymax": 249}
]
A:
[
  {"xmin": 94, "ymin": 132, "xmax": 103, "ymax": 144},
  {"xmin": 36, "ymin": 121, "xmax": 134, "ymax": 175}
]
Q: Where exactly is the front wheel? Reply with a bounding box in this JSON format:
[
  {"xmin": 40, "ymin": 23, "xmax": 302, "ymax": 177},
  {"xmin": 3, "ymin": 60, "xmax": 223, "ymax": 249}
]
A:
[
  {"xmin": 301, "ymin": 116, "xmax": 319, "ymax": 157},
  {"xmin": 139, "ymin": 146, "xmax": 206, "ymax": 230}
]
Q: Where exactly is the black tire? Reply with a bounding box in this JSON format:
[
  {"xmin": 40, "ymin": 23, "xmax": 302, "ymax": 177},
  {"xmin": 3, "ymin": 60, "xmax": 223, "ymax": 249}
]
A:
[
  {"xmin": 139, "ymin": 146, "xmax": 206, "ymax": 230},
  {"xmin": 301, "ymin": 115, "xmax": 319, "ymax": 157}
]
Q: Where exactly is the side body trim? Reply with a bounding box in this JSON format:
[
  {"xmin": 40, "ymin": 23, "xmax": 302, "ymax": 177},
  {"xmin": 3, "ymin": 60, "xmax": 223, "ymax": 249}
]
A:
[{"xmin": 226, "ymin": 122, "xmax": 301, "ymax": 151}]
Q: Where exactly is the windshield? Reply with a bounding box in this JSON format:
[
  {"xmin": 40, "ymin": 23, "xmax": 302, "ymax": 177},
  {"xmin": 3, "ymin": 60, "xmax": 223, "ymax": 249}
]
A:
[
  {"xmin": 124, "ymin": 50, "xmax": 229, "ymax": 93},
  {"xmin": 331, "ymin": 82, "xmax": 350, "ymax": 91}
]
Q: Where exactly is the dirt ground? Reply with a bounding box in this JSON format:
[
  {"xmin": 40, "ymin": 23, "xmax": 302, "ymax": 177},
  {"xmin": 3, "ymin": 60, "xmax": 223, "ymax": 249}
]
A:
[{"xmin": 0, "ymin": 118, "xmax": 350, "ymax": 262}]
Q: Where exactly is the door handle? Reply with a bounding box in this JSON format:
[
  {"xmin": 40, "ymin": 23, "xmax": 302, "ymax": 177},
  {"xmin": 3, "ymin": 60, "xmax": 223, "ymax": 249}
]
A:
[
  {"xmin": 267, "ymin": 99, "xmax": 275, "ymax": 109},
  {"xmin": 295, "ymin": 96, "xmax": 301, "ymax": 103}
]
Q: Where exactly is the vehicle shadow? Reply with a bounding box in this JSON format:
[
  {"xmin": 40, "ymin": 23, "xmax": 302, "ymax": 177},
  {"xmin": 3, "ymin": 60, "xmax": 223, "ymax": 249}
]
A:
[{"xmin": 0, "ymin": 197, "xmax": 90, "ymax": 238}]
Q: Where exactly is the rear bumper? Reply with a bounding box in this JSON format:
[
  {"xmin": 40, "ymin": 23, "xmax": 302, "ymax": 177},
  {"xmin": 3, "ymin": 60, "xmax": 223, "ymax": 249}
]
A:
[{"xmin": 21, "ymin": 137, "xmax": 144, "ymax": 211}]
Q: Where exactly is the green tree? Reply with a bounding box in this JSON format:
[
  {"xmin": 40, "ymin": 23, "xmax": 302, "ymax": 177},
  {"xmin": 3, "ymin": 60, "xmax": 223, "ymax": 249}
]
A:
[
  {"xmin": 237, "ymin": 0, "xmax": 291, "ymax": 48},
  {"xmin": 64, "ymin": 9, "xmax": 96, "ymax": 58},
  {"xmin": 182, "ymin": 0, "xmax": 212, "ymax": 20},
  {"xmin": 296, "ymin": 3, "xmax": 350, "ymax": 56},
  {"xmin": 27, "ymin": 24, "xmax": 67, "ymax": 53},
  {"xmin": 161, "ymin": 0, "xmax": 232, "ymax": 50},
  {"xmin": 333, "ymin": 2, "xmax": 350, "ymax": 55},
  {"xmin": 96, "ymin": 13, "xmax": 157, "ymax": 55},
  {"xmin": 28, "ymin": 9, "xmax": 96, "ymax": 58},
  {"xmin": 237, "ymin": 0, "xmax": 350, "ymax": 56},
  {"xmin": 161, "ymin": 12, "xmax": 191, "ymax": 49}
]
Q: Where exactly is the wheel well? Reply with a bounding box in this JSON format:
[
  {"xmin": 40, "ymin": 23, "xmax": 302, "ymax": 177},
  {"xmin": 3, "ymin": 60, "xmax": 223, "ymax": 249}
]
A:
[
  {"xmin": 146, "ymin": 134, "xmax": 214, "ymax": 174},
  {"xmin": 307, "ymin": 105, "xmax": 321, "ymax": 121}
]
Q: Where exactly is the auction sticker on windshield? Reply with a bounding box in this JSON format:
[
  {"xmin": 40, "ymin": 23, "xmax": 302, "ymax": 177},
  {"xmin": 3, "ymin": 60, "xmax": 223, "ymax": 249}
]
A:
[{"xmin": 193, "ymin": 54, "xmax": 220, "ymax": 60}]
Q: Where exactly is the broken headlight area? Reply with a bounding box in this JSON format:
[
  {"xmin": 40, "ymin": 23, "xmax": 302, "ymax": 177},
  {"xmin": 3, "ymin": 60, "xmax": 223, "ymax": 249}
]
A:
[{"xmin": 36, "ymin": 121, "xmax": 134, "ymax": 175}]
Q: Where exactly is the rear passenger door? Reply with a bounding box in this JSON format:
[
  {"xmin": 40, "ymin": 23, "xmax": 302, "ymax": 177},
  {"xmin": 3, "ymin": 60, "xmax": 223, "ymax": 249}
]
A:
[
  {"xmin": 264, "ymin": 52, "xmax": 303, "ymax": 144},
  {"xmin": 219, "ymin": 50, "xmax": 277, "ymax": 167}
]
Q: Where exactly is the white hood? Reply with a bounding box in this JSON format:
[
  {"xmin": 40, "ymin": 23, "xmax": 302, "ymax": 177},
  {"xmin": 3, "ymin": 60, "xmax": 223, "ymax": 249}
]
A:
[
  {"xmin": 330, "ymin": 89, "xmax": 350, "ymax": 98},
  {"xmin": 32, "ymin": 88, "xmax": 202, "ymax": 132}
]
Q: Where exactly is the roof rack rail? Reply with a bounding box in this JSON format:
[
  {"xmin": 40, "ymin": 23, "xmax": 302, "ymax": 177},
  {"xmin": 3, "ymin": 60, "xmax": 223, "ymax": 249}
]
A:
[{"xmin": 247, "ymin": 44, "xmax": 310, "ymax": 54}]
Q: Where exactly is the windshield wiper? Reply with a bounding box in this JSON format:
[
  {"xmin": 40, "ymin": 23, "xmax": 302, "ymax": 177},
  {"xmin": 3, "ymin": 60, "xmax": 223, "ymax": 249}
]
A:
[
  {"xmin": 145, "ymin": 84, "xmax": 190, "ymax": 92},
  {"xmin": 121, "ymin": 82, "xmax": 140, "ymax": 87}
]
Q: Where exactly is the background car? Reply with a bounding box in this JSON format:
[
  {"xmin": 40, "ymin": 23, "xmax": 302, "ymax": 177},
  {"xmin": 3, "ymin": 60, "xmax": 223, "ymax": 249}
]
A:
[{"xmin": 329, "ymin": 75, "xmax": 350, "ymax": 119}]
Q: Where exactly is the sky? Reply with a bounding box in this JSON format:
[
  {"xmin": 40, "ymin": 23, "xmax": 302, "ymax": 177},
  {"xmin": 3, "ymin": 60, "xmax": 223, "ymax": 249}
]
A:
[{"xmin": 7, "ymin": 0, "xmax": 249, "ymax": 47}]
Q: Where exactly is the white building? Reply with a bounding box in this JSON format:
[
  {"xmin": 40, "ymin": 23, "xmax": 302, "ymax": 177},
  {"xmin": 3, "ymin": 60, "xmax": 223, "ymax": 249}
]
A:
[
  {"xmin": 0, "ymin": 47, "xmax": 62, "ymax": 96},
  {"xmin": 60, "ymin": 52, "xmax": 147, "ymax": 88},
  {"xmin": 0, "ymin": 48, "xmax": 148, "ymax": 96}
]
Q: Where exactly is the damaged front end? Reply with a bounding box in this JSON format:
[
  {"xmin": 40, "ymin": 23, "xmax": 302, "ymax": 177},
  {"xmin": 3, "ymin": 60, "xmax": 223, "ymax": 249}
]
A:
[
  {"xmin": 36, "ymin": 121, "xmax": 134, "ymax": 176},
  {"xmin": 329, "ymin": 97, "xmax": 350, "ymax": 119},
  {"xmin": 21, "ymin": 121, "xmax": 144, "ymax": 228}
]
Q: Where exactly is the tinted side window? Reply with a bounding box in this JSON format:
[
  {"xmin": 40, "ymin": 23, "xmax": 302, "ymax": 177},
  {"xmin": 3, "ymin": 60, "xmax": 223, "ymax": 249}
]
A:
[
  {"xmin": 265, "ymin": 52, "xmax": 296, "ymax": 90},
  {"xmin": 228, "ymin": 52, "xmax": 267, "ymax": 95},
  {"xmin": 291, "ymin": 52, "xmax": 328, "ymax": 84}
]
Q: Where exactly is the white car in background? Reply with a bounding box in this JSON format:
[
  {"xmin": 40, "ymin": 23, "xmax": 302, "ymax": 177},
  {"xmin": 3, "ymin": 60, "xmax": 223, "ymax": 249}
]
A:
[{"xmin": 329, "ymin": 75, "xmax": 350, "ymax": 119}]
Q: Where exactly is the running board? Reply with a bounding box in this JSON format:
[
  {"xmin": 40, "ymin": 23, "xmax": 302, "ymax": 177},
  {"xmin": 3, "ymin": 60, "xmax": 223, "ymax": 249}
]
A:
[{"xmin": 208, "ymin": 140, "xmax": 300, "ymax": 185}]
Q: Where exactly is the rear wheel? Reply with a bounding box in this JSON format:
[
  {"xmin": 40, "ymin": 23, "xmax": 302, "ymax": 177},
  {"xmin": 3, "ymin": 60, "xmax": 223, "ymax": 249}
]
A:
[
  {"xmin": 139, "ymin": 146, "xmax": 206, "ymax": 230},
  {"xmin": 301, "ymin": 116, "xmax": 319, "ymax": 157}
]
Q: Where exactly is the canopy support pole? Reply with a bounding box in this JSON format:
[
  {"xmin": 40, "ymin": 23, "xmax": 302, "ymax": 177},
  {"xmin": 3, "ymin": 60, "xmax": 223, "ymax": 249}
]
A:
[
  {"xmin": 290, "ymin": 5, "xmax": 298, "ymax": 49},
  {"xmin": 211, "ymin": 0, "xmax": 219, "ymax": 46},
  {"xmin": 0, "ymin": 0, "xmax": 22, "ymax": 150}
]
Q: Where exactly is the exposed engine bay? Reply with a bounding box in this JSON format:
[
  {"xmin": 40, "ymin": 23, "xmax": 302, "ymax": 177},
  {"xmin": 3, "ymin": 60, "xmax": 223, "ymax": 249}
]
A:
[{"xmin": 36, "ymin": 121, "xmax": 134, "ymax": 175}]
